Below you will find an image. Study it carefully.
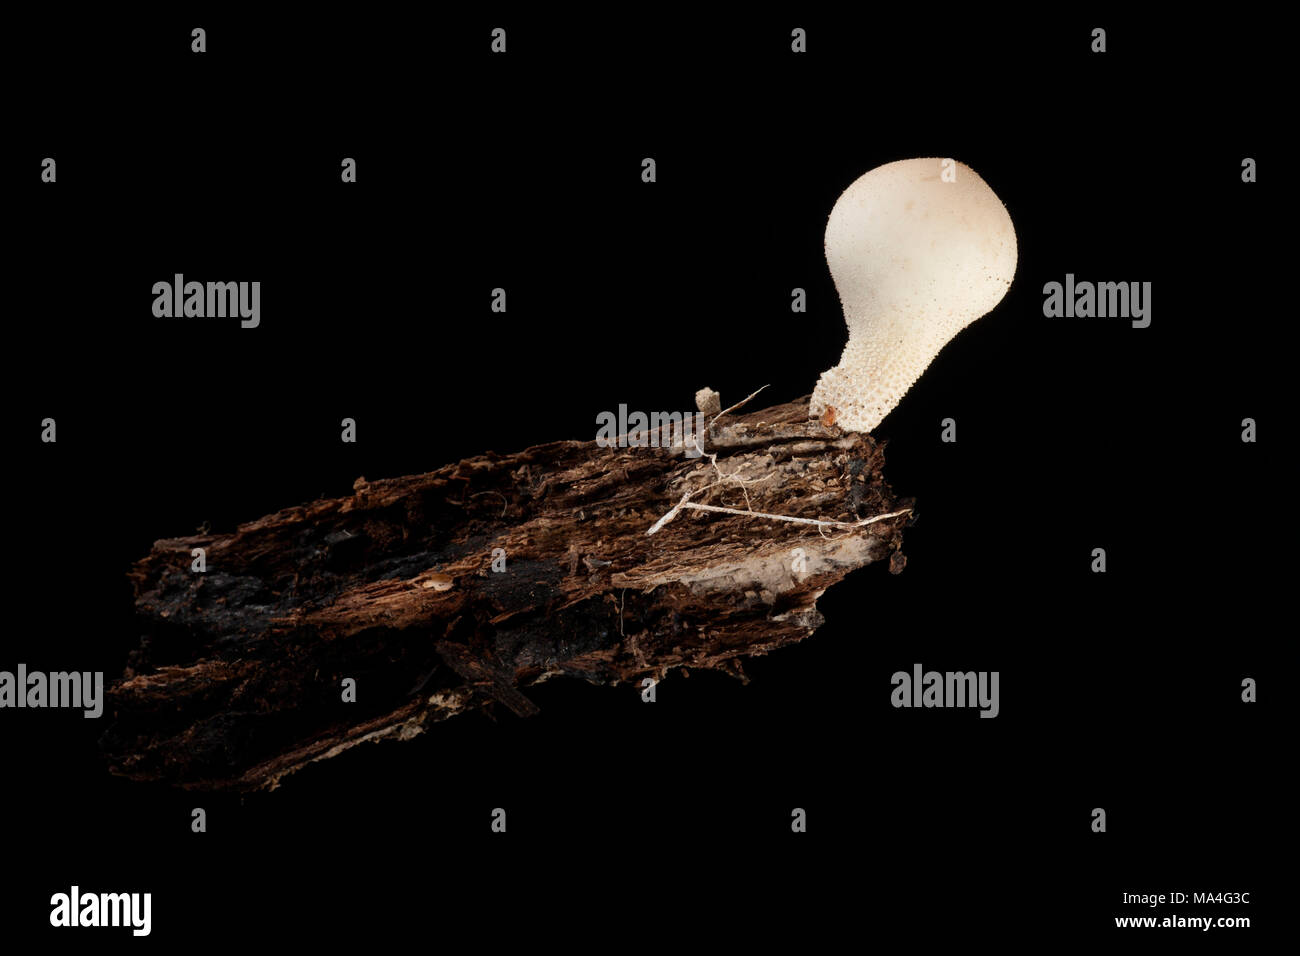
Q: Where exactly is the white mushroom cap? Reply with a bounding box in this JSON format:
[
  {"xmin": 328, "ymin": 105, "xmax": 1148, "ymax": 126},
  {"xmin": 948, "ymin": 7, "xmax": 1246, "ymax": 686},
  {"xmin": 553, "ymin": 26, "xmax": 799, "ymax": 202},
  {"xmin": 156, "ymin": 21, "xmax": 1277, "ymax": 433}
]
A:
[{"xmin": 810, "ymin": 158, "xmax": 1017, "ymax": 433}]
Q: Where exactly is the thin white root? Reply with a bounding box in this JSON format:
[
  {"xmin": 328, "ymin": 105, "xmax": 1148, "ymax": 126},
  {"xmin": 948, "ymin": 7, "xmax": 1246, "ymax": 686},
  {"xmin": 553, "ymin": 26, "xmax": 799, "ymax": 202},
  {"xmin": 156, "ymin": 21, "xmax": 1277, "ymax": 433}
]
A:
[
  {"xmin": 647, "ymin": 492, "xmax": 692, "ymax": 536},
  {"xmin": 688, "ymin": 432, "xmax": 774, "ymax": 513},
  {"xmin": 647, "ymin": 493, "xmax": 911, "ymax": 536},
  {"xmin": 708, "ymin": 384, "xmax": 770, "ymax": 430},
  {"xmin": 644, "ymin": 384, "xmax": 910, "ymax": 537}
]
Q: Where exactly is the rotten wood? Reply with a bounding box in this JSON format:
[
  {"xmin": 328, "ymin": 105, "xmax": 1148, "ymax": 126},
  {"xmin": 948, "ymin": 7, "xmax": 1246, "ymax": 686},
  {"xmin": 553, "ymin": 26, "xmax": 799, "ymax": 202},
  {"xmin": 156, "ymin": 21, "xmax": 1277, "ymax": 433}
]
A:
[{"xmin": 99, "ymin": 395, "xmax": 914, "ymax": 790}]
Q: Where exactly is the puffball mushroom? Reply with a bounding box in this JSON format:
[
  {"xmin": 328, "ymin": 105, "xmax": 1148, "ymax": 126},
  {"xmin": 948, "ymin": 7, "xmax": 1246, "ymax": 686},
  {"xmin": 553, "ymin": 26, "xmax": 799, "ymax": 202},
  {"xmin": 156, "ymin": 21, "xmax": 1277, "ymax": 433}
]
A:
[{"xmin": 809, "ymin": 158, "xmax": 1017, "ymax": 433}]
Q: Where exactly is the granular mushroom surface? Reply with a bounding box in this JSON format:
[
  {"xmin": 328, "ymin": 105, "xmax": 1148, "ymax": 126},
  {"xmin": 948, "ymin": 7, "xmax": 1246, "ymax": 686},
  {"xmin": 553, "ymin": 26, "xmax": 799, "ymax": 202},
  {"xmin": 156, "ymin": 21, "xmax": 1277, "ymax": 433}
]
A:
[{"xmin": 810, "ymin": 158, "xmax": 1017, "ymax": 433}]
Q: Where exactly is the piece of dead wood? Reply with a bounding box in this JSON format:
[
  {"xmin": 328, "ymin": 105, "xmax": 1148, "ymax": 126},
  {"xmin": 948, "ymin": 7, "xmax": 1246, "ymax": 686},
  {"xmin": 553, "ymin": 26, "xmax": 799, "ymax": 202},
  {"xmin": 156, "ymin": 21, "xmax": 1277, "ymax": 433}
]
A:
[{"xmin": 99, "ymin": 395, "xmax": 913, "ymax": 791}]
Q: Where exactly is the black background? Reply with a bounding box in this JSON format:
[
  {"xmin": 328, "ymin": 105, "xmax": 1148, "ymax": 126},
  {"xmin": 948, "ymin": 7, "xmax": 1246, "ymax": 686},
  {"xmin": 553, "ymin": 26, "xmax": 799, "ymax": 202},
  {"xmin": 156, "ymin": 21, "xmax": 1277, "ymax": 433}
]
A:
[{"xmin": 4, "ymin": 9, "xmax": 1281, "ymax": 947}]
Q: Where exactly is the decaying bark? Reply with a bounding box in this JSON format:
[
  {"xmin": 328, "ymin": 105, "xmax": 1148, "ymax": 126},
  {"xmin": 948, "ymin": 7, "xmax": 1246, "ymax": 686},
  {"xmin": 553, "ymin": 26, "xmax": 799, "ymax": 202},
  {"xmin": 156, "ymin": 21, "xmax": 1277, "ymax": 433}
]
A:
[{"xmin": 100, "ymin": 395, "xmax": 913, "ymax": 791}]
